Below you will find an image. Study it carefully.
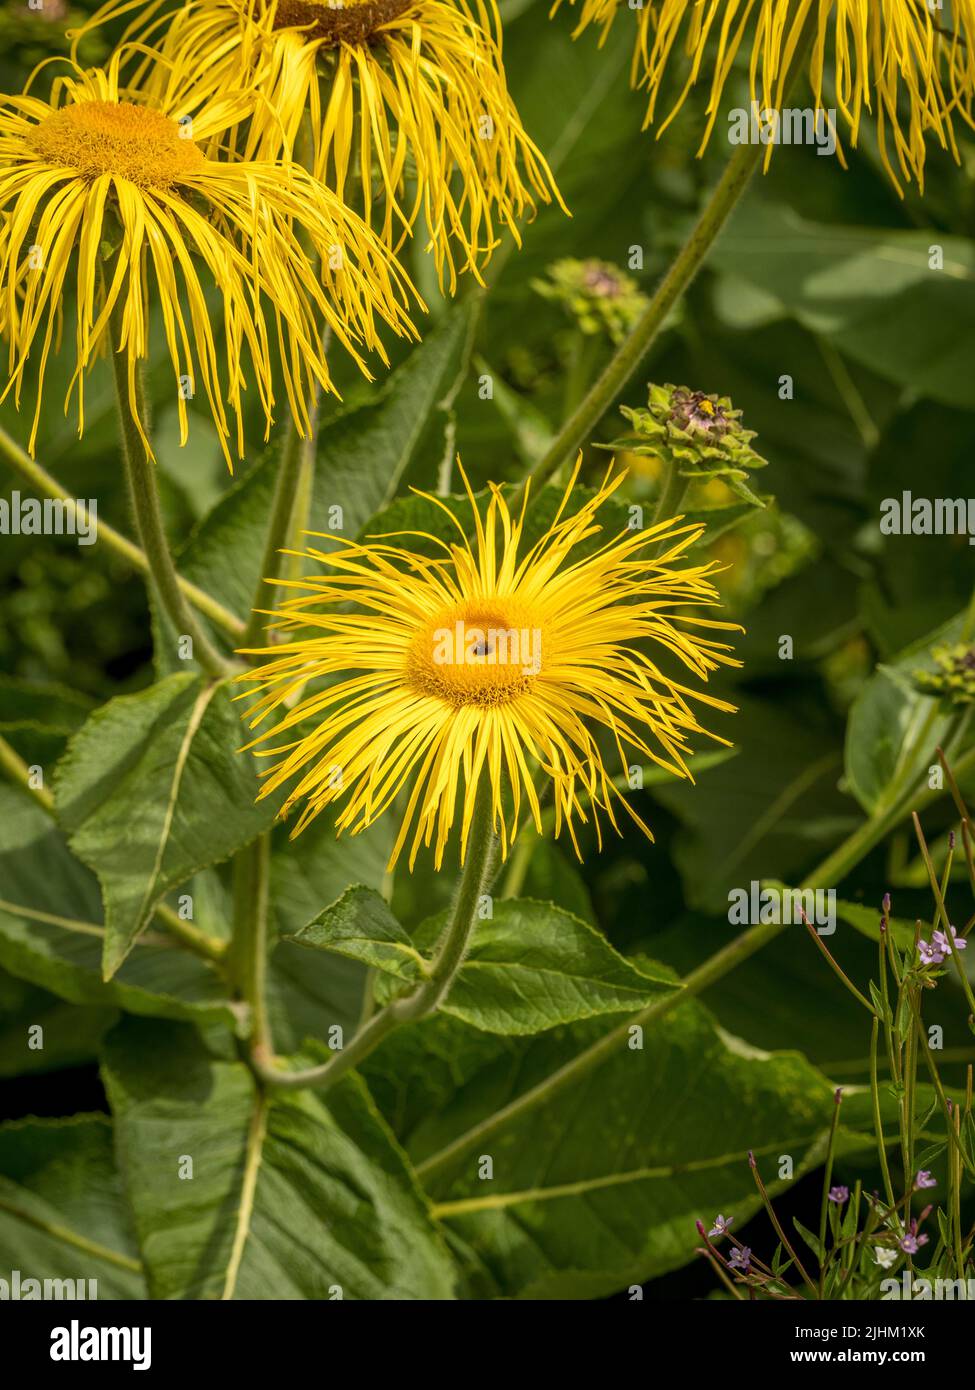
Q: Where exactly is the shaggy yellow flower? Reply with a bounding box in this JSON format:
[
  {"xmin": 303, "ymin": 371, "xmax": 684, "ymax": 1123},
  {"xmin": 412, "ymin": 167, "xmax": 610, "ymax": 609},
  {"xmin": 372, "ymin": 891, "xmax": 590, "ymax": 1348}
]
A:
[
  {"xmin": 76, "ymin": 0, "xmax": 567, "ymax": 292},
  {"xmin": 0, "ymin": 59, "xmax": 417, "ymax": 463},
  {"xmin": 237, "ymin": 463, "xmax": 739, "ymax": 870},
  {"xmin": 555, "ymin": 0, "xmax": 975, "ymax": 193}
]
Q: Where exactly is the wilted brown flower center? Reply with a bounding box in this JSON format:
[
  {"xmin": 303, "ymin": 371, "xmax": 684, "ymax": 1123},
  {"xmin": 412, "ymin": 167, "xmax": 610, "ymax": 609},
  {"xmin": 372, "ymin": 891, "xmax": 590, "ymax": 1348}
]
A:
[
  {"xmin": 272, "ymin": 0, "xmax": 414, "ymax": 45},
  {"xmin": 28, "ymin": 101, "xmax": 204, "ymax": 188}
]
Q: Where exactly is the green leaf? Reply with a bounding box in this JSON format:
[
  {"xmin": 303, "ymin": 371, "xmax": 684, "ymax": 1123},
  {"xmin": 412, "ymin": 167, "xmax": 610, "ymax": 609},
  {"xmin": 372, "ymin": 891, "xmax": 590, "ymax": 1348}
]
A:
[
  {"xmin": 792, "ymin": 1217, "xmax": 826, "ymax": 1263},
  {"xmin": 101, "ymin": 1018, "xmax": 456, "ymax": 1300},
  {"xmin": 266, "ymin": 814, "xmax": 394, "ymax": 1052},
  {"xmin": 0, "ymin": 1115, "xmax": 145, "ymax": 1298},
  {"xmin": 0, "ymin": 786, "xmax": 240, "ymax": 1027},
  {"xmin": 288, "ymin": 889, "xmax": 677, "ymax": 1035},
  {"xmin": 845, "ymin": 613, "xmax": 963, "ymax": 815},
  {"xmin": 0, "ymin": 971, "xmax": 115, "ymax": 1078},
  {"xmin": 53, "ymin": 673, "xmax": 276, "ymax": 977},
  {"xmin": 362, "ymin": 1000, "xmax": 840, "ymax": 1298},
  {"xmin": 713, "ymin": 200, "xmax": 975, "ymax": 407},
  {"xmin": 473, "ymin": 353, "xmax": 554, "ymax": 464},
  {"xmin": 0, "ymin": 675, "xmax": 93, "ymax": 735},
  {"xmin": 287, "ymin": 884, "xmax": 430, "ymax": 983},
  {"xmin": 650, "ymin": 690, "xmax": 849, "ymax": 912}
]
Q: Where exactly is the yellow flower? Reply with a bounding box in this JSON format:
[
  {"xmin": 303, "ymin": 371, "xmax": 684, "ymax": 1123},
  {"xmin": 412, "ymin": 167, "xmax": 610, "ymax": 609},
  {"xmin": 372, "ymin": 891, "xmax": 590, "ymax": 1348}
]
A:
[
  {"xmin": 76, "ymin": 0, "xmax": 567, "ymax": 292},
  {"xmin": 554, "ymin": 0, "xmax": 975, "ymax": 193},
  {"xmin": 0, "ymin": 59, "xmax": 418, "ymax": 463},
  {"xmin": 237, "ymin": 463, "xmax": 739, "ymax": 870}
]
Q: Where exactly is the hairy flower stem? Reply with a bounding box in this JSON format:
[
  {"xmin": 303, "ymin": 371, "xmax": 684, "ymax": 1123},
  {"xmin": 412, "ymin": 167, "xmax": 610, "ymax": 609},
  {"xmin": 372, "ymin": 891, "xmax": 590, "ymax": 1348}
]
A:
[
  {"xmin": 242, "ymin": 120, "xmax": 329, "ymax": 649},
  {"xmin": 254, "ymin": 778, "xmax": 498, "ymax": 1092},
  {"xmin": 108, "ymin": 310, "xmax": 234, "ymax": 680},
  {"xmin": 416, "ymin": 739, "xmax": 975, "ymax": 1182},
  {"xmin": 232, "ymin": 832, "xmax": 273, "ymax": 1066},
  {"xmin": 241, "ymin": 393, "xmax": 320, "ymax": 648},
  {"xmin": 0, "ymin": 425, "xmax": 243, "ymax": 638}
]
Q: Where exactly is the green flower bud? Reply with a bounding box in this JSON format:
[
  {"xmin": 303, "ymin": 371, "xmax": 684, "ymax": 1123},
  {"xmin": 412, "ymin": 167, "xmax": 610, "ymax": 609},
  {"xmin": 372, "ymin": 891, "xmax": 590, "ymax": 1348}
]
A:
[
  {"xmin": 618, "ymin": 383, "xmax": 768, "ymax": 506},
  {"xmin": 532, "ymin": 258, "xmax": 648, "ymax": 344},
  {"xmin": 913, "ymin": 643, "xmax": 975, "ymax": 706}
]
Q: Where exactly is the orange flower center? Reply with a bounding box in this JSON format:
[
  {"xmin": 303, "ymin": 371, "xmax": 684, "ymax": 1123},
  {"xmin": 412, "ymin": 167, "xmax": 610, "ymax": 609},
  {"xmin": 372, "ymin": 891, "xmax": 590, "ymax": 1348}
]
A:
[
  {"xmin": 406, "ymin": 599, "xmax": 546, "ymax": 708},
  {"xmin": 28, "ymin": 101, "xmax": 204, "ymax": 189}
]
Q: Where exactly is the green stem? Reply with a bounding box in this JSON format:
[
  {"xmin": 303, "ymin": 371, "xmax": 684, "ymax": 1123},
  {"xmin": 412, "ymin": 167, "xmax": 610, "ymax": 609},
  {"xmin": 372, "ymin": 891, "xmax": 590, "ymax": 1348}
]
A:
[
  {"xmin": 0, "ymin": 425, "xmax": 243, "ymax": 639},
  {"xmin": 524, "ymin": 140, "xmax": 764, "ymax": 493},
  {"xmin": 255, "ymin": 777, "xmax": 498, "ymax": 1092},
  {"xmin": 652, "ymin": 459, "xmax": 691, "ymax": 530},
  {"xmin": 0, "ymin": 732, "xmax": 54, "ymax": 813},
  {"xmin": 240, "ymin": 396, "xmax": 319, "ymax": 648},
  {"xmin": 108, "ymin": 313, "xmax": 234, "ymax": 679},
  {"xmin": 232, "ymin": 833, "xmax": 272, "ymax": 1065}
]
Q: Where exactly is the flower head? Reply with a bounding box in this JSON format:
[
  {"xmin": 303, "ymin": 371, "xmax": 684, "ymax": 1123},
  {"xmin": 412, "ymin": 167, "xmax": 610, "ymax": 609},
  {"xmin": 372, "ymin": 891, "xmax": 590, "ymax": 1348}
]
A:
[
  {"xmin": 914, "ymin": 1171, "xmax": 937, "ymax": 1191},
  {"xmin": 920, "ymin": 925, "xmax": 967, "ymax": 965},
  {"xmin": 727, "ymin": 1245, "xmax": 751, "ymax": 1271},
  {"xmin": 554, "ymin": 0, "xmax": 975, "ymax": 195},
  {"xmin": 78, "ymin": 0, "xmax": 566, "ymax": 292},
  {"xmin": 900, "ymin": 1218, "xmax": 930, "ymax": 1254},
  {"xmin": 0, "ymin": 59, "xmax": 416, "ymax": 464},
  {"xmin": 708, "ymin": 1214, "xmax": 734, "ymax": 1238},
  {"xmin": 237, "ymin": 462, "xmax": 740, "ymax": 870},
  {"xmin": 933, "ymin": 925, "xmax": 967, "ymax": 956},
  {"xmin": 828, "ymin": 1185, "xmax": 849, "ymax": 1205},
  {"xmin": 872, "ymin": 1246, "xmax": 898, "ymax": 1270},
  {"xmin": 533, "ymin": 258, "xmax": 649, "ymax": 344},
  {"xmin": 619, "ymin": 383, "xmax": 767, "ymax": 506}
]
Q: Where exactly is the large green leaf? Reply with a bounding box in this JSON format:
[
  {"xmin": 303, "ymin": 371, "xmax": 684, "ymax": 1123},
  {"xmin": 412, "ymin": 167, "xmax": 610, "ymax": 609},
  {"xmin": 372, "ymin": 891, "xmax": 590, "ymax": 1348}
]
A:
[
  {"xmin": 0, "ymin": 1115, "xmax": 145, "ymax": 1298},
  {"xmin": 712, "ymin": 200, "xmax": 975, "ymax": 406},
  {"xmin": 361, "ymin": 999, "xmax": 845, "ymax": 1298},
  {"xmin": 102, "ymin": 1018, "xmax": 456, "ymax": 1300},
  {"xmin": 53, "ymin": 673, "xmax": 277, "ymax": 977},
  {"xmin": 0, "ymin": 785, "xmax": 238, "ymax": 1025},
  {"xmin": 287, "ymin": 888, "xmax": 677, "ymax": 1035}
]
